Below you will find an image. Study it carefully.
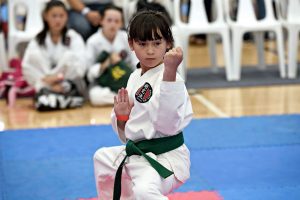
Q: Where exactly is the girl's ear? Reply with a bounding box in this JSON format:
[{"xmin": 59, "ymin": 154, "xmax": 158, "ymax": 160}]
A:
[{"xmin": 128, "ymin": 39, "xmax": 134, "ymax": 51}]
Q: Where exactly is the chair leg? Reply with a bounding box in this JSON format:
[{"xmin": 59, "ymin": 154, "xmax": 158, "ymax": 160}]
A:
[
  {"xmin": 287, "ymin": 28, "xmax": 299, "ymax": 78},
  {"xmin": 275, "ymin": 27, "xmax": 286, "ymax": 78},
  {"xmin": 207, "ymin": 34, "xmax": 218, "ymax": 72},
  {"xmin": 180, "ymin": 34, "xmax": 190, "ymax": 81},
  {"xmin": 172, "ymin": 26, "xmax": 187, "ymax": 81},
  {"xmin": 0, "ymin": 33, "xmax": 8, "ymax": 72},
  {"xmin": 221, "ymin": 30, "xmax": 233, "ymax": 81},
  {"xmin": 254, "ymin": 32, "xmax": 266, "ymax": 70},
  {"xmin": 8, "ymin": 86, "xmax": 17, "ymax": 107},
  {"xmin": 232, "ymin": 30, "xmax": 244, "ymax": 80}
]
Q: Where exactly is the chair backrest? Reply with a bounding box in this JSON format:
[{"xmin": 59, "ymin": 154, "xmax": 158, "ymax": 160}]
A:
[
  {"xmin": 174, "ymin": 0, "xmax": 225, "ymax": 26},
  {"xmin": 8, "ymin": 0, "xmax": 44, "ymax": 38},
  {"xmin": 189, "ymin": 0, "xmax": 209, "ymax": 25},
  {"xmin": 263, "ymin": 0, "xmax": 276, "ymax": 21},
  {"xmin": 236, "ymin": 0, "xmax": 257, "ymax": 23},
  {"xmin": 286, "ymin": 0, "xmax": 300, "ymax": 23},
  {"xmin": 234, "ymin": 0, "xmax": 276, "ymax": 24},
  {"xmin": 122, "ymin": 0, "xmax": 138, "ymax": 27}
]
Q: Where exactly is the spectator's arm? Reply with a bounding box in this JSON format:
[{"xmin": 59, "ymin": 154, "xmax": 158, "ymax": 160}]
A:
[
  {"xmin": 67, "ymin": 0, "xmax": 101, "ymax": 26},
  {"xmin": 66, "ymin": 0, "xmax": 85, "ymax": 12}
]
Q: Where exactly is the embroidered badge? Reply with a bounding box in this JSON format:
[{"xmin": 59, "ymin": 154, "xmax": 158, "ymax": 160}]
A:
[
  {"xmin": 111, "ymin": 65, "xmax": 126, "ymax": 81},
  {"xmin": 135, "ymin": 82, "xmax": 152, "ymax": 103}
]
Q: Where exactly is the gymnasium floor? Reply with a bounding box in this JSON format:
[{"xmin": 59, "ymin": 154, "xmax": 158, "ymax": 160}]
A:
[
  {"xmin": 1, "ymin": 41, "xmax": 300, "ymax": 130},
  {"xmin": 1, "ymin": 40, "xmax": 300, "ymax": 200}
]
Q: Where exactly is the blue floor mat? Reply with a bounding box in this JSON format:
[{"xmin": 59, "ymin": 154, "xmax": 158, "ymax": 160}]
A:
[
  {"xmin": 1, "ymin": 114, "xmax": 300, "ymax": 200},
  {"xmin": 185, "ymin": 114, "xmax": 300, "ymax": 149}
]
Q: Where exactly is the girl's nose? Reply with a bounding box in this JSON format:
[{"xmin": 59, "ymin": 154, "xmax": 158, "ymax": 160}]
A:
[{"xmin": 146, "ymin": 45, "xmax": 154, "ymax": 54}]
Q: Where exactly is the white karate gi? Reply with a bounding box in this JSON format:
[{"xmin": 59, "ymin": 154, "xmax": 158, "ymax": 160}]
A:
[
  {"xmin": 22, "ymin": 29, "xmax": 87, "ymax": 92},
  {"xmin": 86, "ymin": 29, "xmax": 138, "ymax": 106},
  {"xmin": 94, "ymin": 63, "xmax": 193, "ymax": 200}
]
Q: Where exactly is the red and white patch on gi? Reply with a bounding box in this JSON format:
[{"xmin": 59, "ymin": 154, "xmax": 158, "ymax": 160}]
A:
[{"xmin": 135, "ymin": 82, "xmax": 152, "ymax": 103}]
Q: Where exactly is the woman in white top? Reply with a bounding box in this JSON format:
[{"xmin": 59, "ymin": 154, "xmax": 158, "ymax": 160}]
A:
[{"xmin": 22, "ymin": 0, "xmax": 87, "ymax": 111}]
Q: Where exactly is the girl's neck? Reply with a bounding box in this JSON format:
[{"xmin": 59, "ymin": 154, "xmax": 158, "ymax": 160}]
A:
[
  {"xmin": 102, "ymin": 30, "xmax": 115, "ymax": 43},
  {"xmin": 49, "ymin": 30, "xmax": 61, "ymax": 44},
  {"xmin": 141, "ymin": 61, "xmax": 163, "ymax": 75}
]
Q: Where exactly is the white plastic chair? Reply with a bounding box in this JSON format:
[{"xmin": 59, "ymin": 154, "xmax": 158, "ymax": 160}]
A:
[
  {"xmin": 276, "ymin": 0, "xmax": 300, "ymax": 78},
  {"xmin": 0, "ymin": 32, "xmax": 8, "ymax": 72},
  {"xmin": 8, "ymin": 0, "xmax": 46, "ymax": 59},
  {"xmin": 173, "ymin": 0, "xmax": 233, "ymax": 81},
  {"xmin": 224, "ymin": 0, "xmax": 286, "ymax": 80}
]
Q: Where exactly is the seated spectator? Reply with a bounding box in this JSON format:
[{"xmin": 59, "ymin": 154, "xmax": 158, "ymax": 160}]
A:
[
  {"xmin": 66, "ymin": 0, "xmax": 113, "ymax": 41},
  {"xmin": 22, "ymin": 0, "xmax": 87, "ymax": 111},
  {"xmin": 86, "ymin": 5, "xmax": 138, "ymax": 106}
]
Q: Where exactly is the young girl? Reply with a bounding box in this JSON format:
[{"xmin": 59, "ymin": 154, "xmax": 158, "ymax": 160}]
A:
[
  {"xmin": 86, "ymin": 5, "xmax": 138, "ymax": 106},
  {"xmin": 93, "ymin": 10, "xmax": 193, "ymax": 199},
  {"xmin": 22, "ymin": 1, "xmax": 86, "ymax": 111}
]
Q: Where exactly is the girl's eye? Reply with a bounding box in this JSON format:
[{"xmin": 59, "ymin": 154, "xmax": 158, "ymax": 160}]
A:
[
  {"xmin": 155, "ymin": 42, "xmax": 161, "ymax": 46},
  {"xmin": 138, "ymin": 42, "xmax": 146, "ymax": 46}
]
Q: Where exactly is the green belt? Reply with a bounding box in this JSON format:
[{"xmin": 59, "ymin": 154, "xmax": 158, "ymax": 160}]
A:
[{"xmin": 113, "ymin": 132, "xmax": 184, "ymax": 200}]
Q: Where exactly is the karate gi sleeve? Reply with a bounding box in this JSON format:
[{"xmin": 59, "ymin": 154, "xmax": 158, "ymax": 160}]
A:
[
  {"xmin": 153, "ymin": 80, "xmax": 193, "ymax": 136},
  {"xmin": 22, "ymin": 40, "xmax": 49, "ymax": 91},
  {"xmin": 66, "ymin": 31, "xmax": 87, "ymax": 78},
  {"xmin": 85, "ymin": 37, "xmax": 103, "ymax": 83}
]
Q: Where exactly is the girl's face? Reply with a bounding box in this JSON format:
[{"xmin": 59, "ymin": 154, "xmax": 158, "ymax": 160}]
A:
[
  {"xmin": 101, "ymin": 9, "xmax": 123, "ymax": 40},
  {"xmin": 44, "ymin": 6, "xmax": 67, "ymax": 34},
  {"xmin": 129, "ymin": 35, "xmax": 171, "ymax": 74}
]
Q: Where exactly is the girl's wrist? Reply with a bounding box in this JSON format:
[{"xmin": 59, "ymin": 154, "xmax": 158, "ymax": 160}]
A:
[
  {"xmin": 163, "ymin": 69, "xmax": 177, "ymax": 81},
  {"xmin": 116, "ymin": 115, "xmax": 129, "ymax": 121}
]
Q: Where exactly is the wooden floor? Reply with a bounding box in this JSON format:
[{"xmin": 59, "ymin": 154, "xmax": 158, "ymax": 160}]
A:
[{"xmin": 1, "ymin": 40, "xmax": 300, "ymax": 130}]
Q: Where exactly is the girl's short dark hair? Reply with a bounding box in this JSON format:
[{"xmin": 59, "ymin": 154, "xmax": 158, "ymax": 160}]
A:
[
  {"xmin": 100, "ymin": 4, "xmax": 124, "ymax": 26},
  {"xmin": 127, "ymin": 10, "xmax": 174, "ymax": 47},
  {"xmin": 100, "ymin": 4, "xmax": 123, "ymax": 17}
]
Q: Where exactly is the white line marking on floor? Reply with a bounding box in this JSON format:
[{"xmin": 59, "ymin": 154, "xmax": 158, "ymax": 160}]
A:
[{"xmin": 193, "ymin": 94, "xmax": 230, "ymax": 118}]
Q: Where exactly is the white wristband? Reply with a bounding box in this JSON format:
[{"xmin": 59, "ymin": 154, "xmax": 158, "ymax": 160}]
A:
[{"xmin": 81, "ymin": 7, "xmax": 91, "ymax": 16}]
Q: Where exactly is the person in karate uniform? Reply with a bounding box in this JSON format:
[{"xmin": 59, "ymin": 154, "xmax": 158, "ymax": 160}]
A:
[
  {"xmin": 93, "ymin": 10, "xmax": 193, "ymax": 200},
  {"xmin": 86, "ymin": 5, "xmax": 138, "ymax": 106},
  {"xmin": 22, "ymin": 0, "xmax": 87, "ymax": 111}
]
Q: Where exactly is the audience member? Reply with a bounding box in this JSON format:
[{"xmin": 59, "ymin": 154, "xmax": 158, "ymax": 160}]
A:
[
  {"xmin": 86, "ymin": 5, "xmax": 138, "ymax": 106},
  {"xmin": 22, "ymin": 0, "xmax": 87, "ymax": 111}
]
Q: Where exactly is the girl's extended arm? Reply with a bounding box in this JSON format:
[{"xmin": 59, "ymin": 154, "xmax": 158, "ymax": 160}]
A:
[{"xmin": 154, "ymin": 46, "xmax": 193, "ymax": 135}]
